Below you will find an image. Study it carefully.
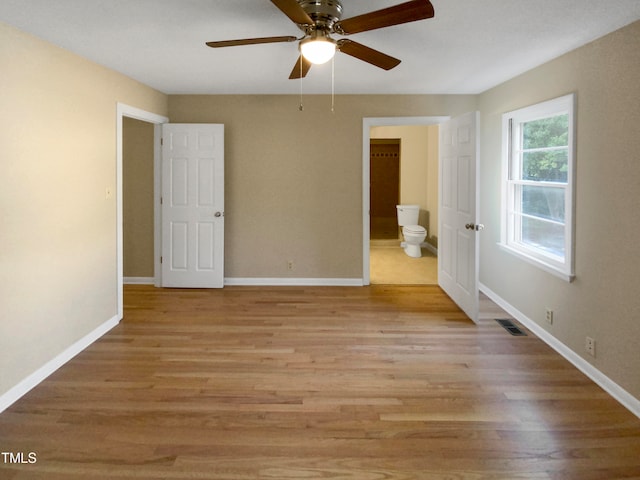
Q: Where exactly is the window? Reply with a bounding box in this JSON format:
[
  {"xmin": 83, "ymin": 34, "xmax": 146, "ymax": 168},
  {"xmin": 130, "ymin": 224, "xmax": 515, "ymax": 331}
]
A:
[{"xmin": 501, "ymin": 94, "xmax": 576, "ymax": 281}]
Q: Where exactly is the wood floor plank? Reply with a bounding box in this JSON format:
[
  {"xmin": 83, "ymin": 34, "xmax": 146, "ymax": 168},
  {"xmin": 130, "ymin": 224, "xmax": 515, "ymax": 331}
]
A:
[{"xmin": 1, "ymin": 285, "xmax": 639, "ymax": 479}]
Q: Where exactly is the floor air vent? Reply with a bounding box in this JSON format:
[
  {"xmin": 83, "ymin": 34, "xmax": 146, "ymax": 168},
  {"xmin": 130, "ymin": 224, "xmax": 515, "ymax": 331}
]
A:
[{"xmin": 495, "ymin": 319, "xmax": 527, "ymax": 336}]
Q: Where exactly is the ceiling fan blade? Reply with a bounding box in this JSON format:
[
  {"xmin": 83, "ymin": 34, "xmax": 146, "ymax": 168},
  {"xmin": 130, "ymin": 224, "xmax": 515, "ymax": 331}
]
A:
[
  {"xmin": 289, "ymin": 55, "xmax": 312, "ymax": 79},
  {"xmin": 271, "ymin": 0, "xmax": 314, "ymax": 25},
  {"xmin": 335, "ymin": 0, "xmax": 434, "ymax": 35},
  {"xmin": 337, "ymin": 39, "xmax": 401, "ymax": 71},
  {"xmin": 206, "ymin": 36, "xmax": 297, "ymax": 48}
]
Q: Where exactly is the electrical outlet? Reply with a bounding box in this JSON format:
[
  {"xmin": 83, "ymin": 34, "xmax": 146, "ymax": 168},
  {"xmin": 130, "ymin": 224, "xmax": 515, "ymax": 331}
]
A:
[
  {"xmin": 585, "ymin": 336, "xmax": 596, "ymax": 357},
  {"xmin": 545, "ymin": 309, "xmax": 554, "ymax": 325},
  {"xmin": 287, "ymin": 260, "xmax": 294, "ymax": 271}
]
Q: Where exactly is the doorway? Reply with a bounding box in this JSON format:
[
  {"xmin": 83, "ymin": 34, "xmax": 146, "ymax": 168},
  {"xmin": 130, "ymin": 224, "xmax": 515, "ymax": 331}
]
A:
[
  {"xmin": 116, "ymin": 103, "xmax": 168, "ymax": 319},
  {"xmin": 365, "ymin": 118, "xmax": 446, "ymax": 285},
  {"xmin": 370, "ymin": 139, "xmax": 400, "ymax": 241},
  {"xmin": 123, "ymin": 117, "xmax": 155, "ymax": 285}
]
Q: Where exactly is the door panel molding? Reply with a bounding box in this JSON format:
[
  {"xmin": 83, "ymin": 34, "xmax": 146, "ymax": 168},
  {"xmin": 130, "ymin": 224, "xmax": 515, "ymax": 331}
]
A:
[
  {"xmin": 161, "ymin": 124, "xmax": 224, "ymax": 288},
  {"xmin": 438, "ymin": 112, "xmax": 480, "ymax": 323}
]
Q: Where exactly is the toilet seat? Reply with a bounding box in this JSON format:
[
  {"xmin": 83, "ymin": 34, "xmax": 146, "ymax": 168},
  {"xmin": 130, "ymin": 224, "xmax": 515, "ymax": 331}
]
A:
[
  {"xmin": 401, "ymin": 225, "xmax": 427, "ymax": 258},
  {"xmin": 402, "ymin": 225, "xmax": 426, "ymax": 235}
]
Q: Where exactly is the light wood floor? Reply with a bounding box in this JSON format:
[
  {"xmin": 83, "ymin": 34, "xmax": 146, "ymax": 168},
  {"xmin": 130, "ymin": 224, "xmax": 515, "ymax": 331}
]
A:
[
  {"xmin": 1, "ymin": 285, "xmax": 639, "ymax": 479},
  {"xmin": 370, "ymin": 244, "xmax": 438, "ymax": 284}
]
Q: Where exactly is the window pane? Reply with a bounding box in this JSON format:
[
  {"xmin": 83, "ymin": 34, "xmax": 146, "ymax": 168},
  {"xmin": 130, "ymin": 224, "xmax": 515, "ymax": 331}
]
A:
[
  {"xmin": 522, "ymin": 149, "xmax": 568, "ymax": 182},
  {"xmin": 522, "ymin": 114, "xmax": 568, "ymax": 149},
  {"xmin": 521, "ymin": 216, "xmax": 565, "ymax": 258},
  {"xmin": 502, "ymin": 95, "xmax": 574, "ymax": 275},
  {"xmin": 522, "ymin": 185, "xmax": 565, "ymax": 222}
]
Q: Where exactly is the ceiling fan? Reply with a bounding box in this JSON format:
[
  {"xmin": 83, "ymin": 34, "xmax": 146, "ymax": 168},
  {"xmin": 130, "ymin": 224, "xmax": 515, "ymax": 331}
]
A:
[{"xmin": 206, "ymin": 0, "xmax": 435, "ymax": 79}]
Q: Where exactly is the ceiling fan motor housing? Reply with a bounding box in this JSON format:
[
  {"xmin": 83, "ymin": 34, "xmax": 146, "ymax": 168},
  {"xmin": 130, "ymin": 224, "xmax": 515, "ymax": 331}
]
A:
[{"xmin": 297, "ymin": 0, "xmax": 343, "ymax": 32}]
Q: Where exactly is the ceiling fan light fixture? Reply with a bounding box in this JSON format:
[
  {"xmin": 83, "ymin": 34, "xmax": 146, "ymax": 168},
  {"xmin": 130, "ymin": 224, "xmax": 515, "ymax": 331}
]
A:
[{"xmin": 300, "ymin": 36, "xmax": 336, "ymax": 65}]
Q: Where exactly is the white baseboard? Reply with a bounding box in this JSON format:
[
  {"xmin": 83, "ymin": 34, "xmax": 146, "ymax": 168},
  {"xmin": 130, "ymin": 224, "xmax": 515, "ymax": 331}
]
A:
[
  {"xmin": 480, "ymin": 282, "xmax": 640, "ymax": 419},
  {"xmin": 124, "ymin": 277, "xmax": 155, "ymax": 285},
  {"xmin": 0, "ymin": 315, "xmax": 120, "ymax": 414},
  {"xmin": 224, "ymin": 277, "xmax": 364, "ymax": 287},
  {"xmin": 422, "ymin": 242, "xmax": 438, "ymax": 256}
]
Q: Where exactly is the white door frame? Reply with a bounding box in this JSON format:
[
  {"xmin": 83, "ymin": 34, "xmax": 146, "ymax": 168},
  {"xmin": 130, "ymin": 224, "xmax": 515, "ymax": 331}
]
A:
[
  {"xmin": 116, "ymin": 103, "xmax": 169, "ymax": 319},
  {"xmin": 362, "ymin": 116, "xmax": 449, "ymax": 285}
]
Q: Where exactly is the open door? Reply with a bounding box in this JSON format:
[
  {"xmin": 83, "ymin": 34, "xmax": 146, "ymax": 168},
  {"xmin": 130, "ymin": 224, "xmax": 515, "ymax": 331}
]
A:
[
  {"xmin": 161, "ymin": 124, "xmax": 224, "ymax": 288},
  {"xmin": 438, "ymin": 112, "xmax": 481, "ymax": 322}
]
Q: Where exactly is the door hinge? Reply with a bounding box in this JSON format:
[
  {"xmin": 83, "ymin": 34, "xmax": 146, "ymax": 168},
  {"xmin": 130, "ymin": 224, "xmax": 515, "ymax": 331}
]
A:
[
  {"xmin": 160, "ymin": 137, "xmax": 163, "ymax": 146},
  {"xmin": 160, "ymin": 256, "xmax": 163, "ymax": 264},
  {"xmin": 160, "ymin": 196, "xmax": 163, "ymax": 205}
]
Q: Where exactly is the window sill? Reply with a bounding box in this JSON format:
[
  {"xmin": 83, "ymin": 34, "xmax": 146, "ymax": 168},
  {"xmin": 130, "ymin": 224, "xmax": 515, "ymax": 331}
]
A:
[{"xmin": 498, "ymin": 243, "xmax": 575, "ymax": 283}]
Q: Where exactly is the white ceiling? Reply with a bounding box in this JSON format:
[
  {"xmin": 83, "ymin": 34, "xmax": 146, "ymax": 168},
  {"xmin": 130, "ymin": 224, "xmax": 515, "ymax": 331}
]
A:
[{"xmin": 2, "ymin": 0, "xmax": 639, "ymax": 95}]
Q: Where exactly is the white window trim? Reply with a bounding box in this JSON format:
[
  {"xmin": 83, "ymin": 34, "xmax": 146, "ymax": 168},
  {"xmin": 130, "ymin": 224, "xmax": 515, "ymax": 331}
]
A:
[{"xmin": 500, "ymin": 93, "xmax": 576, "ymax": 282}]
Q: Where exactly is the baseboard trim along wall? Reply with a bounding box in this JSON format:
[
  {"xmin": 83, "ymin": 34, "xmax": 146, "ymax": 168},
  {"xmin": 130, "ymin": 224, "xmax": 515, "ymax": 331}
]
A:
[
  {"xmin": 224, "ymin": 278, "xmax": 364, "ymax": 287},
  {"xmin": 0, "ymin": 315, "xmax": 120, "ymax": 414},
  {"xmin": 480, "ymin": 282, "xmax": 640, "ymax": 420},
  {"xmin": 125, "ymin": 277, "xmax": 364, "ymax": 287},
  {"xmin": 422, "ymin": 243, "xmax": 438, "ymax": 256},
  {"xmin": 124, "ymin": 277, "xmax": 155, "ymax": 285}
]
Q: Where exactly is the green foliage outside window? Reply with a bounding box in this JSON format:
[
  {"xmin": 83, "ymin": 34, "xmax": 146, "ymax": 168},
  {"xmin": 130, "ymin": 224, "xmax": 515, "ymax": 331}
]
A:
[
  {"xmin": 522, "ymin": 114, "xmax": 569, "ymax": 183},
  {"xmin": 518, "ymin": 114, "xmax": 569, "ymax": 256}
]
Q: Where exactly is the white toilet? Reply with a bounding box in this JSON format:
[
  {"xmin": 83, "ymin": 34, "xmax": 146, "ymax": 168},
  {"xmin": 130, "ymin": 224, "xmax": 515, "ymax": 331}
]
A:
[{"xmin": 396, "ymin": 205, "xmax": 427, "ymax": 258}]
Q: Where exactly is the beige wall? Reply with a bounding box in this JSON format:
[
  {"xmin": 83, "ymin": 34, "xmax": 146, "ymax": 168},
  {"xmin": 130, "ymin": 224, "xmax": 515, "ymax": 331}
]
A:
[
  {"xmin": 0, "ymin": 22, "xmax": 168, "ymax": 397},
  {"xmin": 123, "ymin": 117, "xmax": 155, "ymax": 278},
  {"xmin": 478, "ymin": 21, "xmax": 640, "ymax": 398},
  {"xmin": 370, "ymin": 125, "xmax": 439, "ymax": 246},
  {"xmin": 169, "ymin": 94, "xmax": 475, "ymax": 279}
]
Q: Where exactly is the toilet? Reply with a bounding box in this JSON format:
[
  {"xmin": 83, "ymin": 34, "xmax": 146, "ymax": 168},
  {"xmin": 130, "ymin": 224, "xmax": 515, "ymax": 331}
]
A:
[{"xmin": 396, "ymin": 205, "xmax": 427, "ymax": 258}]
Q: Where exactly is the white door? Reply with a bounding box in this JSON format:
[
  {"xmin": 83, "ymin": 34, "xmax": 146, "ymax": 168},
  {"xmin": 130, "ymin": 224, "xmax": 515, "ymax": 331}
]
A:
[
  {"xmin": 161, "ymin": 124, "xmax": 224, "ymax": 288},
  {"xmin": 438, "ymin": 112, "xmax": 481, "ymax": 322}
]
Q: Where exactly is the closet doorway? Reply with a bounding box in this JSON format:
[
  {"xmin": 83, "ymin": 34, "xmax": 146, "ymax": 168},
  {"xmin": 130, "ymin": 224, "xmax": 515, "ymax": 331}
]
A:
[{"xmin": 370, "ymin": 139, "xmax": 400, "ymax": 241}]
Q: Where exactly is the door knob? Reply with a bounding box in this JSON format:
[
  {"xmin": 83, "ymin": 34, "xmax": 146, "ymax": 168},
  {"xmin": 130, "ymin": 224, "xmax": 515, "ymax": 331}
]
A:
[
  {"xmin": 465, "ymin": 223, "xmax": 484, "ymax": 231},
  {"xmin": 214, "ymin": 211, "xmax": 223, "ymax": 217}
]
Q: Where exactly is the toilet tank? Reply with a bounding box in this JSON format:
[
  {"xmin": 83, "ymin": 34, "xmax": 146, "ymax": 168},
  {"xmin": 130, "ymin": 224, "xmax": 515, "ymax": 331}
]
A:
[{"xmin": 396, "ymin": 205, "xmax": 420, "ymax": 226}]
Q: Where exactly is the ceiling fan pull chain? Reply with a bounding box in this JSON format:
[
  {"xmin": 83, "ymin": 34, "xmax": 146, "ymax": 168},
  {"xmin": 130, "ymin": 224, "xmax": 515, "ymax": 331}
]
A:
[
  {"xmin": 299, "ymin": 60, "xmax": 304, "ymax": 111},
  {"xmin": 331, "ymin": 55, "xmax": 335, "ymax": 113}
]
